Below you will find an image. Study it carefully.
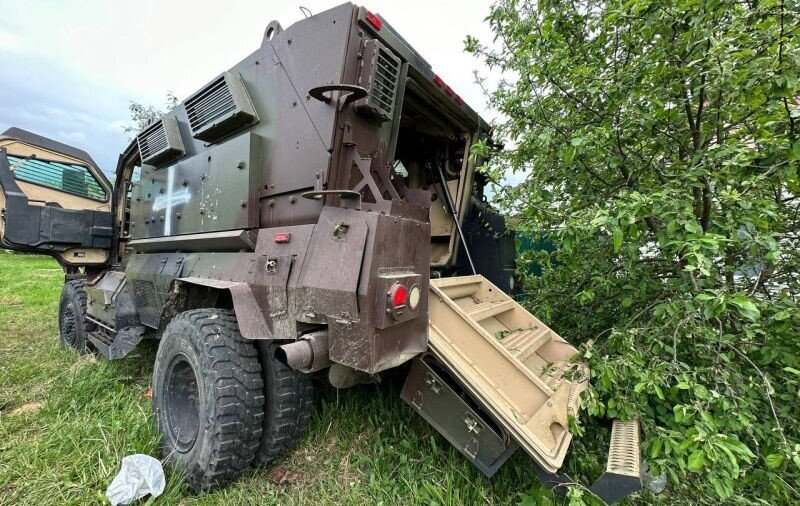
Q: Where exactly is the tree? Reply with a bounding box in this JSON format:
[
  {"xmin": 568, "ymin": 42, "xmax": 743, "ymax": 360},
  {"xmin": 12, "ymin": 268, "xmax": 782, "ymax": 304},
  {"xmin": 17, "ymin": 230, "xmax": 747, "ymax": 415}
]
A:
[
  {"xmin": 468, "ymin": 0, "xmax": 800, "ymax": 503},
  {"xmin": 122, "ymin": 92, "xmax": 179, "ymax": 138}
]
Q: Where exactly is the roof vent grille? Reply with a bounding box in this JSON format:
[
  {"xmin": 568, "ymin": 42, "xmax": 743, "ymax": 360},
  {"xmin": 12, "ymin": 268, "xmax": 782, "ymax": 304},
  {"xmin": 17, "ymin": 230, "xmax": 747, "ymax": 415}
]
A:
[
  {"xmin": 356, "ymin": 39, "xmax": 401, "ymax": 123},
  {"xmin": 136, "ymin": 116, "xmax": 185, "ymax": 167},
  {"xmin": 185, "ymin": 72, "xmax": 258, "ymax": 143}
]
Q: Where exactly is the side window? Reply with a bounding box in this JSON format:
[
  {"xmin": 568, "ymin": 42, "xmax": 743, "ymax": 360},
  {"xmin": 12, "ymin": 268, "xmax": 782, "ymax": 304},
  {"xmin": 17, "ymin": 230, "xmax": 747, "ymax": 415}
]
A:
[{"xmin": 8, "ymin": 154, "xmax": 108, "ymax": 201}]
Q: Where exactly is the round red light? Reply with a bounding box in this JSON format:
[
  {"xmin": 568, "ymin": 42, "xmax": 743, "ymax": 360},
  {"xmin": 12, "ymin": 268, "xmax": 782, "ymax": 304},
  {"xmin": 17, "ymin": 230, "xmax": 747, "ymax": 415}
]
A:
[{"xmin": 391, "ymin": 283, "xmax": 408, "ymax": 308}]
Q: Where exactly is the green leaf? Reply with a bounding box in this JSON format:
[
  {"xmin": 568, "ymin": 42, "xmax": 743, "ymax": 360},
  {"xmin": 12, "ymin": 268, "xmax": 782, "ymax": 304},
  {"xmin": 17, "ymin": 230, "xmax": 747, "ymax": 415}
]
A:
[
  {"xmin": 773, "ymin": 310, "xmax": 791, "ymax": 321},
  {"xmin": 612, "ymin": 227, "xmax": 623, "ymax": 253},
  {"xmin": 651, "ymin": 438, "xmax": 664, "ymax": 459},
  {"xmin": 688, "ymin": 450, "xmax": 706, "ymax": 472},
  {"xmin": 684, "ymin": 221, "xmax": 703, "ymax": 235},
  {"xmin": 730, "ymin": 296, "xmax": 760, "ymax": 321},
  {"xmin": 765, "ymin": 453, "xmax": 785, "ymax": 469}
]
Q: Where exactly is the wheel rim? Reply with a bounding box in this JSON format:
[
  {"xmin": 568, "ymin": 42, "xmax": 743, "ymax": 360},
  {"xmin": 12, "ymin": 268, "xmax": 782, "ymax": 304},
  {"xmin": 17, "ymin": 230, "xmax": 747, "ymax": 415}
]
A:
[
  {"xmin": 60, "ymin": 304, "xmax": 77, "ymax": 347},
  {"xmin": 164, "ymin": 354, "xmax": 201, "ymax": 452}
]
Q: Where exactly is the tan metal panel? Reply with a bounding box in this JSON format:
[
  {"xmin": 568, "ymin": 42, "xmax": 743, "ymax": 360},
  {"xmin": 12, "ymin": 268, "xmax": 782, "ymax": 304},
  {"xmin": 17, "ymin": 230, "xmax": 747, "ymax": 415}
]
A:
[{"xmin": 428, "ymin": 275, "xmax": 589, "ymax": 473}]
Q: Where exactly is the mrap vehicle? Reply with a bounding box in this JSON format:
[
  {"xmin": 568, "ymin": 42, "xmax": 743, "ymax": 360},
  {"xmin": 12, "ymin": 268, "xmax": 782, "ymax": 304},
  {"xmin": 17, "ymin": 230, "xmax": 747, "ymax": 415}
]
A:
[{"xmin": 0, "ymin": 4, "xmax": 641, "ymax": 502}]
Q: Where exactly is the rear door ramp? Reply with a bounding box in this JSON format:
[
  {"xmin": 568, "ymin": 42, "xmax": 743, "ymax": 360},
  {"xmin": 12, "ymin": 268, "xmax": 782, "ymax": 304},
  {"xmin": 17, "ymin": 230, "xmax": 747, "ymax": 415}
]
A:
[{"xmin": 401, "ymin": 275, "xmax": 643, "ymax": 502}]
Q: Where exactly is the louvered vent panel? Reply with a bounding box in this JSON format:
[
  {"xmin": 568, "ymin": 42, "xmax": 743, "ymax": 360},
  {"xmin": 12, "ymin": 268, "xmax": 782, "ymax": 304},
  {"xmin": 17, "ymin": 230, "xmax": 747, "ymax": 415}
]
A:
[
  {"xmin": 356, "ymin": 39, "xmax": 401, "ymax": 123},
  {"xmin": 136, "ymin": 116, "xmax": 185, "ymax": 167},
  {"xmin": 185, "ymin": 72, "xmax": 258, "ymax": 143},
  {"xmin": 369, "ymin": 47, "xmax": 400, "ymax": 112}
]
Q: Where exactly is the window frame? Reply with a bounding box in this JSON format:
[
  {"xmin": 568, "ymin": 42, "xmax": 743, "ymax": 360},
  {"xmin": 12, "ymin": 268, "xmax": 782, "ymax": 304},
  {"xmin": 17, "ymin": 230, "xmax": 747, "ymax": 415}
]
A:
[{"xmin": 7, "ymin": 153, "xmax": 110, "ymax": 203}]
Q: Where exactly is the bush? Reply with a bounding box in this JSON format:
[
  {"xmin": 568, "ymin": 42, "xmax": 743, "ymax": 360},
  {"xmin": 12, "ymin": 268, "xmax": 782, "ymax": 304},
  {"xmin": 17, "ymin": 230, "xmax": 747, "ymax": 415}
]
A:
[{"xmin": 468, "ymin": 0, "xmax": 800, "ymax": 502}]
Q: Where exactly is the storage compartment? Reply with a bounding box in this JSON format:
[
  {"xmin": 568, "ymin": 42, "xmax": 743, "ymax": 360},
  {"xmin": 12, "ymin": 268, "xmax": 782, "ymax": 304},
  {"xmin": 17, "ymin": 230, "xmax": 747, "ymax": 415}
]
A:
[{"xmin": 401, "ymin": 356, "xmax": 517, "ymax": 477}]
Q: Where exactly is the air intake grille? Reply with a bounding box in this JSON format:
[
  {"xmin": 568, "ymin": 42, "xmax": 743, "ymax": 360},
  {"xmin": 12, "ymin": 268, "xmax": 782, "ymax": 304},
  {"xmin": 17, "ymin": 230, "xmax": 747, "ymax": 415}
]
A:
[
  {"xmin": 356, "ymin": 39, "xmax": 401, "ymax": 123},
  {"xmin": 136, "ymin": 116, "xmax": 185, "ymax": 167},
  {"xmin": 185, "ymin": 72, "xmax": 258, "ymax": 143}
]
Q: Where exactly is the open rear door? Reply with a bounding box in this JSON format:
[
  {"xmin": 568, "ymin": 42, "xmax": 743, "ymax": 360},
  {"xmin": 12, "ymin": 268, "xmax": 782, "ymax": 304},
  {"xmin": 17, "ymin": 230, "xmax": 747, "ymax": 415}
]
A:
[
  {"xmin": 402, "ymin": 275, "xmax": 643, "ymax": 502},
  {"xmin": 0, "ymin": 128, "xmax": 113, "ymax": 267}
]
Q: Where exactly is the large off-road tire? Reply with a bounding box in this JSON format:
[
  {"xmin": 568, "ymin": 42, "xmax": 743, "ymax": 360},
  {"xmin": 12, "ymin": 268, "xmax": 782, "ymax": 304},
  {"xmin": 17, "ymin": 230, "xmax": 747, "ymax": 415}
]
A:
[
  {"xmin": 57, "ymin": 279, "xmax": 95, "ymax": 354},
  {"xmin": 254, "ymin": 341, "xmax": 314, "ymax": 465},
  {"xmin": 152, "ymin": 309, "xmax": 265, "ymax": 492}
]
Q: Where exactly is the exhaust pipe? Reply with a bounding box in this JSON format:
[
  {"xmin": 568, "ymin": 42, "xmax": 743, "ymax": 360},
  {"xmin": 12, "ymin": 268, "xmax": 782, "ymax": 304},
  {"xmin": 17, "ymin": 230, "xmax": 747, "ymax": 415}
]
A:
[{"xmin": 276, "ymin": 331, "xmax": 331, "ymax": 373}]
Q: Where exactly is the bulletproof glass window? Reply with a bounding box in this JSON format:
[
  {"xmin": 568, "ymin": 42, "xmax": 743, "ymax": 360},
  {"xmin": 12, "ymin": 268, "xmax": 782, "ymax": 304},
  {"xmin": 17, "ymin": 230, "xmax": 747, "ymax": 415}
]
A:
[{"xmin": 8, "ymin": 154, "xmax": 108, "ymax": 201}]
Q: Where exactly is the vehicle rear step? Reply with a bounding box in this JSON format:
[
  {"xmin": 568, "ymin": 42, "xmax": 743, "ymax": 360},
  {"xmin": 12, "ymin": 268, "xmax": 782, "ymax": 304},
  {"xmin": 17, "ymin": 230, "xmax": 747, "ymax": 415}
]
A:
[
  {"xmin": 402, "ymin": 274, "xmax": 644, "ymax": 503},
  {"xmin": 422, "ymin": 274, "xmax": 589, "ymax": 473},
  {"xmin": 589, "ymin": 419, "xmax": 643, "ymax": 503}
]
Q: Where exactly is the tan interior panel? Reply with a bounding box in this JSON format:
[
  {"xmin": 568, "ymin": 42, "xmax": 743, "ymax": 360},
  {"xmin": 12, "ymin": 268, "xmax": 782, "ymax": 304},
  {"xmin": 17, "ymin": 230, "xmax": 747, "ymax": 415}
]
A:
[
  {"xmin": 59, "ymin": 248, "xmax": 109, "ymax": 265},
  {"xmin": 15, "ymin": 180, "xmax": 110, "ymax": 211},
  {"xmin": 429, "ymin": 136, "xmax": 475, "ymax": 267},
  {"xmin": 0, "ymin": 139, "xmax": 111, "ymax": 211},
  {"xmin": 430, "ymin": 180, "xmax": 458, "ymax": 237}
]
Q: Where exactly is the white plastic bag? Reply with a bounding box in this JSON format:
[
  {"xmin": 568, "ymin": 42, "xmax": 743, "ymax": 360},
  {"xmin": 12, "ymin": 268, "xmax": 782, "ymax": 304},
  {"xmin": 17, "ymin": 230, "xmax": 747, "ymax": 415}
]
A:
[{"xmin": 105, "ymin": 454, "xmax": 166, "ymax": 505}]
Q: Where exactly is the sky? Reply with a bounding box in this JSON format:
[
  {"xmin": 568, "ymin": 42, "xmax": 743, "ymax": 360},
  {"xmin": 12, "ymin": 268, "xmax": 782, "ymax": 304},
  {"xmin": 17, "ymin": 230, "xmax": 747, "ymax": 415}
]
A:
[{"xmin": 0, "ymin": 0, "xmax": 498, "ymax": 177}]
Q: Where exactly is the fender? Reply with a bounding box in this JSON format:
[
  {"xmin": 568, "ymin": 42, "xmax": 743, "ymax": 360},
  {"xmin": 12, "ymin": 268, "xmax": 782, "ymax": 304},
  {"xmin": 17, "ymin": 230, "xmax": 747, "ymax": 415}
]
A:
[{"xmin": 167, "ymin": 277, "xmax": 273, "ymax": 339}]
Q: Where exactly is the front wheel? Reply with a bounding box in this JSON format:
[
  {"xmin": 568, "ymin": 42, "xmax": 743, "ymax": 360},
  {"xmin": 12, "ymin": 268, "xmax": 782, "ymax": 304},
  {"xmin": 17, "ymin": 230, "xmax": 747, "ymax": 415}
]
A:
[
  {"xmin": 58, "ymin": 279, "xmax": 95, "ymax": 354},
  {"xmin": 152, "ymin": 309, "xmax": 265, "ymax": 492}
]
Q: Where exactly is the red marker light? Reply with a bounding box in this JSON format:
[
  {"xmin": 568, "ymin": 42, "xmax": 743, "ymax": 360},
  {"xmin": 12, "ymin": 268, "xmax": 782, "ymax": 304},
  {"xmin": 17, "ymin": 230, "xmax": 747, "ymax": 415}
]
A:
[
  {"xmin": 392, "ymin": 284, "xmax": 408, "ymax": 307},
  {"xmin": 365, "ymin": 11, "xmax": 382, "ymax": 30},
  {"xmin": 387, "ymin": 283, "xmax": 408, "ymax": 318},
  {"xmin": 274, "ymin": 232, "xmax": 291, "ymax": 243}
]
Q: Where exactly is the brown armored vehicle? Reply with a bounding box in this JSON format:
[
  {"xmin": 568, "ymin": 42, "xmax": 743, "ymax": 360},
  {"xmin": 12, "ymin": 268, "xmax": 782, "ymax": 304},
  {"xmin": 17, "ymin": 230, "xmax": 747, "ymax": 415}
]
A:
[{"xmin": 0, "ymin": 4, "xmax": 641, "ymax": 502}]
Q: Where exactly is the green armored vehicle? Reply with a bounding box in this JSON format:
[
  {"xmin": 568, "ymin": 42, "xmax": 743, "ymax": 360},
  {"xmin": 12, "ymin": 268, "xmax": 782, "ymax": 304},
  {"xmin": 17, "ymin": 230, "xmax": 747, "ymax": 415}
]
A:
[{"xmin": 0, "ymin": 4, "xmax": 641, "ymax": 502}]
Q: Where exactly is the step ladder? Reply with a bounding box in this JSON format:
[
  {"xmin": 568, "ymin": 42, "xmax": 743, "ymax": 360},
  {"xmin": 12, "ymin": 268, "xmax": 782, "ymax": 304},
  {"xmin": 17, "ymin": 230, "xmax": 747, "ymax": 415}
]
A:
[
  {"xmin": 402, "ymin": 274, "xmax": 643, "ymax": 502},
  {"xmin": 425, "ymin": 274, "xmax": 589, "ymax": 473}
]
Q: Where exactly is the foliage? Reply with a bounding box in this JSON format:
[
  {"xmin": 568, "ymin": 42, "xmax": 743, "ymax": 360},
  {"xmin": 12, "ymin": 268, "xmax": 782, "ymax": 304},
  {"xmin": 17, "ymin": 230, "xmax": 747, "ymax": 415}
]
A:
[
  {"xmin": 121, "ymin": 92, "xmax": 179, "ymax": 138},
  {"xmin": 468, "ymin": 0, "xmax": 800, "ymax": 503}
]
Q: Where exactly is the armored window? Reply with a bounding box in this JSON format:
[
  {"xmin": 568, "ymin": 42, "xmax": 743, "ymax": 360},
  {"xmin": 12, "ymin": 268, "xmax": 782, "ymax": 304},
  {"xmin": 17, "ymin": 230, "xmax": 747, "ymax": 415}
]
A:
[{"xmin": 8, "ymin": 154, "xmax": 108, "ymax": 201}]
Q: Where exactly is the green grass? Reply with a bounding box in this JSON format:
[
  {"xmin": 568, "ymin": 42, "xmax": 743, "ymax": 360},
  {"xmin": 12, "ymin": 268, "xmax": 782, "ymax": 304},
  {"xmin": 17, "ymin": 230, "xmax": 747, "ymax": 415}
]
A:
[{"xmin": 0, "ymin": 251, "xmax": 568, "ymax": 506}]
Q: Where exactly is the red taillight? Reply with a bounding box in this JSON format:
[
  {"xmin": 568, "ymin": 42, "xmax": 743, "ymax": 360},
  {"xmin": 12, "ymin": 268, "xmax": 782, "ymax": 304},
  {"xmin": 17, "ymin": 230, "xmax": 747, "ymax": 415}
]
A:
[
  {"xmin": 274, "ymin": 232, "xmax": 291, "ymax": 243},
  {"xmin": 365, "ymin": 11, "xmax": 382, "ymax": 30},
  {"xmin": 391, "ymin": 283, "xmax": 408, "ymax": 308}
]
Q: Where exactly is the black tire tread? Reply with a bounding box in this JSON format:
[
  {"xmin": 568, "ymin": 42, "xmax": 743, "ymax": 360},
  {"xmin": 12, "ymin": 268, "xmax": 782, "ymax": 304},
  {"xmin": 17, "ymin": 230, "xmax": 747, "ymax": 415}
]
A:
[
  {"xmin": 256, "ymin": 341, "xmax": 314, "ymax": 465},
  {"xmin": 58, "ymin": 278, "xmax": 95, "ymax": 353},
  {"xmin": 157, "ymin": 309, "xmax": 265, "ymax": 492}
]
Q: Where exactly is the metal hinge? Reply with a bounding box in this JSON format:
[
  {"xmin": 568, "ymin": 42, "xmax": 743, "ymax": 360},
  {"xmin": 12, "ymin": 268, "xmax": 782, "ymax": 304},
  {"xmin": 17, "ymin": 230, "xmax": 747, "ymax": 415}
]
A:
[{"xmin": 424, "ymin": 372, "xmax": 441, "ymax": 394}]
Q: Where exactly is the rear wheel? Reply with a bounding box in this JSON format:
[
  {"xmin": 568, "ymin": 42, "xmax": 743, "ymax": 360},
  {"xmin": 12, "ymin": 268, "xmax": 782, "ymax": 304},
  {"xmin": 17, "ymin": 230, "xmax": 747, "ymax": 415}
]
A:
[
  {"xmin": 58, "ymin": 279, "xmax": 95, "ymax": 354},
  {"xmin": 152, "ymin": 309, "xmax": 264, "ymax": 492},
  {"xmin": 255, "ymin": 341, "xmax": 314, "ymax": 465}
]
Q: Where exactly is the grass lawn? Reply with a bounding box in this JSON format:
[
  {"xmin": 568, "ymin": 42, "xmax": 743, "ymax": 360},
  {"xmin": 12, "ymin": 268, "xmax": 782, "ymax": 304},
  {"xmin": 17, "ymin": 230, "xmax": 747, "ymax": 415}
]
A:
[{"xmin": 0, "ymin": 251, "xmax": 570, "ymax": 506}]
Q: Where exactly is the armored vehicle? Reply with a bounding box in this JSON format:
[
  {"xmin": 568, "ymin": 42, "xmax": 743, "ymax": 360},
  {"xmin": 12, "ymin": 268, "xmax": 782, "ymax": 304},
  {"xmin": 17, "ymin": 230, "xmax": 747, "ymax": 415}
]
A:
[{"xmin": 0, "ymin": 4, "xmax": 641, "ymax": 502}]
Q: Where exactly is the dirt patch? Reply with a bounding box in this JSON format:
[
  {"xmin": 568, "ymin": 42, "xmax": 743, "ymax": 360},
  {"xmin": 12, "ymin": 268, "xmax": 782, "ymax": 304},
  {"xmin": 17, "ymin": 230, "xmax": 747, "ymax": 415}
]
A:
[
  {"xmin": 266, "ymin": 466, "xmax": 301, "ymax": 485},
  {"xmin": 9, "ymin": 401, "xmax": 44, "ymax": 415}
]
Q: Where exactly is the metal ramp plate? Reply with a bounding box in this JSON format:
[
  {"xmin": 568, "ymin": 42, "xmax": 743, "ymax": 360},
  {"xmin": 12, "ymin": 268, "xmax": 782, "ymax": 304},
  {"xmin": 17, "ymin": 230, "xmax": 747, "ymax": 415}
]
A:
[{"xmin": 427, "ymin": 275, "xmax": 589, "ymax": 473}]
